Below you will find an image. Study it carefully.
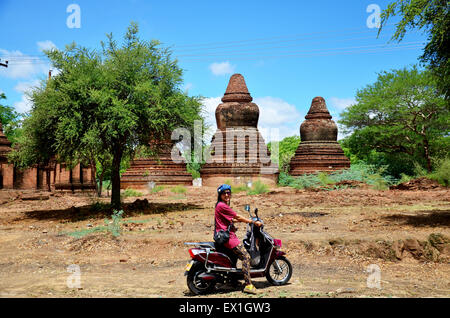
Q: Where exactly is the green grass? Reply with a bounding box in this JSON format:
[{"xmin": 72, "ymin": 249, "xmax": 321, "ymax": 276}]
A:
[
  {"xmin": 247, "ymin": 180, "xmax": 270, "ymax": 195},
  {"xmin": 122, "ymin": 188, "xmax": 144, "ymax": 197},
  {"xmin": 170, "ymin": 185, "xmax": 187, "ymax": 194},
  {"xmin": 66, "ymin": 209, "xmax": 124, "ymax": 238},
  {"xmin": 151, "ymin": 185, "xmax": 165, "ymax": 193}
]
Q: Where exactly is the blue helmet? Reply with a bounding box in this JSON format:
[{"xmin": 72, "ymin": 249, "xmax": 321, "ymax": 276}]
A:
[{"xmin": 217, "ymin": 184, "xmax": 232, "ymax": 194}]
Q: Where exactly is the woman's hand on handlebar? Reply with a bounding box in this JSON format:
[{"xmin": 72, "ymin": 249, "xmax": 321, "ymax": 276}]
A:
[{"xmin": 253, "ymin": 220, "xmax": 263, "ymax": 227}]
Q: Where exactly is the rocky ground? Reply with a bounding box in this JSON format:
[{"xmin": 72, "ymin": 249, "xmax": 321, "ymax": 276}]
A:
[{"xmin": 0, "ymin": 183, "xmax": 449, "ymax": 298}]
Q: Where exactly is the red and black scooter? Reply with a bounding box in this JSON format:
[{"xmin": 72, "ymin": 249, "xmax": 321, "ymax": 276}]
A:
[{"xmin": 184, "ymin": 205, "xmax": 292, "ymax": 295}]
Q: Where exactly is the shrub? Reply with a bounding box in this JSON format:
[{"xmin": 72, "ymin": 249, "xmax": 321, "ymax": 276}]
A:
[
  {"xmin": 247, "ymin": 180, "xmax": 270, "ymax": 195},
  {"xmin": 106, "ymin": 209, "xmax": 124, "ymax": 237},
  {"xmin": 171, "ymin": 185, "xmax": 187, "ymax": 194},
  {"xmin": 123, "ymin": 188, "xmax": 144, "ymax": 197},
  {"xmin": 278, "ymin": 162, "xmax": 397, "ymax": 190},
  {"xmin": 151, "ymin": 185, "xmax": 165, "ymax": 193},
  {"xmin": 429, "ymin": 157, "xmax": 450, "ymax": 187}
]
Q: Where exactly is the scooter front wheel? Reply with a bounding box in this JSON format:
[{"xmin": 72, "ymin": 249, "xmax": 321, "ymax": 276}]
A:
[
  {"xmin": 186, "ymin": 261, "xmax": 216, "ymax": 295},
  {"xmin": 266, "ymin": 256, "xmax": 292, "ymax": 286}
]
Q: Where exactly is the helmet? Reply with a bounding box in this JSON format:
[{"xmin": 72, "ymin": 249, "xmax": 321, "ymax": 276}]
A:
[{"xmin": 217, "ymin": 184, "xmax": 232, "ymax": 194}]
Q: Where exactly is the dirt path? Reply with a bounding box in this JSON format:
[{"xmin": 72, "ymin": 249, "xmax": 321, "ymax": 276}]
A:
[{"xmin": 0, "ymin": 186, "xmax": 449, "ymax": 298}]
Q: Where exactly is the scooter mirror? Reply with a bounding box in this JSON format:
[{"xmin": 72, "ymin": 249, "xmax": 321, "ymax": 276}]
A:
[
  {"xmin": 245, "ymin": 205, "xmax": 250, "ymax": 212},
  {"xmin": 254, "ymin": 208, "xmax": 259, "ymax": 218}
]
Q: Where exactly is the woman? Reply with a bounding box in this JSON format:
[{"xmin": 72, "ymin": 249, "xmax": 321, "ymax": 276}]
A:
[{"xmin": 215, "ymin": 184, "xmax": 262, "ymax": 294}]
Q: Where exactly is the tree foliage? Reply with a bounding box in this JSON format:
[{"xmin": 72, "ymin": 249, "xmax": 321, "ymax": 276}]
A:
[
  {"xmin": 268, "ymin": 135, "xmax": 301, "ymax": 173},
  {"xmin": 379, "ymin": 0, "xmax": 450, "ymax": 98},
  {"xmin": 11, "ymin": 23, "xmax": 204, "ymax": 208},
  {"xmin": 339, "ymin": 66, "xmax": 449, "ymax": 175},
  {"xmin": 0, "ymin": 93, "xmax": 22, "ymax": 146}
]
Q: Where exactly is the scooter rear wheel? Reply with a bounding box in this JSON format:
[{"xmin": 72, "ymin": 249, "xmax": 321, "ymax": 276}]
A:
[
  {"xmin": 266, "ymin": 256, "xmax": 292, "ymax": 286},
  {"xmin": 186, "ymin": 261, "xmax": 216, "ymax": 295}
]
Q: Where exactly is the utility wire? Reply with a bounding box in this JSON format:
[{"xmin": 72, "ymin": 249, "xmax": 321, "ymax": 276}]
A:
[{"xmin": 178, "ymin": 45, "xmax": 423, "ymax": 62}]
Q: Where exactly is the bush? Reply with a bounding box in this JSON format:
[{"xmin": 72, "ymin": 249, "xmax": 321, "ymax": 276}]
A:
[
  {"xmin": 151, "ymin": 185, "xmax": 165, "ymax": 193},
  {"xmin": 279, "ymin": 162, "xmax": 397, "ymax": 190},
  {"xmin": 429, "ymin": 157, "xmax": 450, "ymax": 187},
  {"xmin": 107, "ymin": 209, "xmax": 124, "ymax": 237},
  {"xmin": 122, "ymin": 188, "xmax": 144, "ymax": 197},
  {"xmin": 171, "ymin": 185, "xmax": 187, "ymax": 194},
  {"xmin": 247, "ymin": 180, "xmax": 270, "ymax": 195}
]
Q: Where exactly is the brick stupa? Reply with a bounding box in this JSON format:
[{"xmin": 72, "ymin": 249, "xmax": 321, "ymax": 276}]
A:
[
  {"xmin": 200, "ymin": 74, "xmax": 278, "ymax": 186},
  {"xmin": 121, "ymin": 138, "xmax": 193, "ymax": 190},
  {"xmin": 0, "ymin": 123, "xmax": 13, "ymax": 189},
  {"xmin": 289, "ymin": 97, "xmax": 350, "ymax": 175}
]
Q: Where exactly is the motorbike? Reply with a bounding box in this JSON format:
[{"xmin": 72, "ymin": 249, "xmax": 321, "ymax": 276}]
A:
[{"xmin": 184, "ymin": 205, "xmax": 292, "ymax": 295}]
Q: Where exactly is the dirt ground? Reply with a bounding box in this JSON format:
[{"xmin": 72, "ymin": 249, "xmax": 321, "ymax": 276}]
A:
[{"xmin": 0, "ymin": 184, "xmax": 449, "ymax": 298}]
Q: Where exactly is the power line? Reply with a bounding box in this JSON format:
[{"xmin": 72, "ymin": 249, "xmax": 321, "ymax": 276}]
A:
[
  {"xmin": 178, "ymin": 45, "xmax": 424, "ymax": 62},
  {"xmin": 175, "ymin": 41, "xmax": 424, "ymax": 58},
  {"xmin": 171, "ymin": 22, "xmax": 399, "ymax": 49},
  {"xmin": 0, "ymin": 24, "xmax": 404, "ymax": 60}
]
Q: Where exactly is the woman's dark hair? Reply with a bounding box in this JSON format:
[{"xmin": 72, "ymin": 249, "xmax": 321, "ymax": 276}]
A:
[{"xmin": 215, "ymin": 193, "xmax": 223, "ymax": 208}]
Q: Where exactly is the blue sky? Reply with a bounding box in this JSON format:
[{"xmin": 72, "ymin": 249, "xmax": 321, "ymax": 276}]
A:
[{"xmin": 0, "ymin": 0, "xmax": 427, "ymax": 141}]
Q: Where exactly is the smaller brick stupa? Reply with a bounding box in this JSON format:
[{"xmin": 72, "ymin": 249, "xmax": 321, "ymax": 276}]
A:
[
  {"xmin": 289, "ymin": 96, "xmax": 350, "ymax": 175},
  {"xmin": 200, "ymin": 73, "xmax": 278, "ymax": 186},
  {"xmin": 0, "ymin": 123, "xmax": 12, "ymax": 162},
  {"xmin": 121, "ymin": 138, "xmax": 193, "ymax": 190},
  {"xmin": 0, "ymin": 123, "xmax": 13, "ymax": 189}
]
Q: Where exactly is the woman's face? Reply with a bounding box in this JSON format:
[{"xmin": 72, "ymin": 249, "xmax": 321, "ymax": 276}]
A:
[{"xmin": 220, "ymin": 191, "xmax": 231, "ymax": 204}]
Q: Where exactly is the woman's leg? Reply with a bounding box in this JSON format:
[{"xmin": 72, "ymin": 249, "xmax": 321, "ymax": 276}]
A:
[{"xmin": 231, "ymin": 244, "xmax": 252, "ymax": 286}]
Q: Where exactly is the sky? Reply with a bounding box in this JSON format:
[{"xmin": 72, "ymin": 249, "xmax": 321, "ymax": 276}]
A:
[{"xmin": 0, "ymin": 0, "xmax": 428, "ymax": 142}]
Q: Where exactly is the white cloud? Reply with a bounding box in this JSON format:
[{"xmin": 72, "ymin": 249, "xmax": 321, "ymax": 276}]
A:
[
  {"xmin": 255, "ymin": 97, "xmax": 301, "ymax": 126},
  {"xmin": 255, "ymin": 97, "xmax": 302, "ymax": 142},
  {"xmin": 329, "ymin": 97, "xmax": 356, "ymax": 111},
  {"xmin": 13, "ymin": 94, "xmax": 33, "ymax": 114},
  {"xmin": 37, "ymin": 40, "xmax": 57, "ymax": 52},
  {"xmin": 209, "ymin": 61, "xmax": 235, "ymax": 76},
  {"xmin": 184, "ymin": 82, "xmax": 193, "ymax": 92},
  {"xmin": 14, "ymin": 79, "xmax": 41, "ymax": 93},
  {"xmin": 0, "ymin": 49, "xmax": 45, "ymax": 79},
  {"xmin": 0, "ymin": 46, "xmax": 56, "ymax": 80},
  {"xmin": 199, "ymin": 96, "xmax": 221, "ymax": 142},
  {"xmin": 13, "ymin": 79, "xmax": 41, "ymax": 113}
]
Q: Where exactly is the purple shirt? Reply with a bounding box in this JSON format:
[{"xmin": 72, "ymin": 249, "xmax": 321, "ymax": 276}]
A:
[{"xmin": 215, "ymin": 202, "xmax": 240, "ymax": 249}]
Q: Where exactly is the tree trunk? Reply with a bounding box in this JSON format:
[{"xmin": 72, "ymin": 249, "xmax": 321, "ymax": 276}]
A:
[
  {"xmin": 98, "ymin": 169, "xmax": 105, "ymax": 197},
  {"xmin": 90, "ymin": 160, "xmax": 101, "ymax": 197},
  {"xmin": 423, "ymin": 138, "xmax": 432, "ymax": 173},
  {"xmin": 110, "ymin": 146, "xmax": 123, "ymax": 210}
]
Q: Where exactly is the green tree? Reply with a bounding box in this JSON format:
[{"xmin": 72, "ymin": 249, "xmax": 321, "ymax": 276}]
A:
[
  {"xmin": 11, "ymin": 23, "xmax": 204, "ymax": 208},
  {"xmin": 0, "ymin": 93, "xmax": 22, "ymax": 145},
  {"xmin": 339, "ymin": 66, "xmax": 449, "ymax": 174},
  {"xmin": 268, "ymin": 135, "xmax": 301, "ymax": 173},
  {"xmin": 379, "ymin": 0, "xmax": 450, "ymax": 98}
]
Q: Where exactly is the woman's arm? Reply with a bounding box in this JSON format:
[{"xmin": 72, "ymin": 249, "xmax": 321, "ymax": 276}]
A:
[{"xmin": 233, "ymin": 214, "xmax": 262, "ymax": 227}]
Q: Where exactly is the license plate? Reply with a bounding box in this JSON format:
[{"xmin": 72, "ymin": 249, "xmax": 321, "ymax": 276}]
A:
[{"xmin": 184, "ymin": 261, "xmax": 194, "ymax": 272}]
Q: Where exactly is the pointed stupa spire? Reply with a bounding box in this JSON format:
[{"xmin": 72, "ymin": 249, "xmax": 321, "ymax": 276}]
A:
[
  {"xmin": 305, "ymin": 96, "xmax": 332, "ymax": 119},
  {"xmin": 221, "ymin": 73, "xmax": 253, "ymax": 103}
]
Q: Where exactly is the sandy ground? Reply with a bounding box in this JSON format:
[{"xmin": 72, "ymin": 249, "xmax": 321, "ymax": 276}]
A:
[{"xmin": 0, "ymin": 185, "xmax": 449, "ymax": 298}]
